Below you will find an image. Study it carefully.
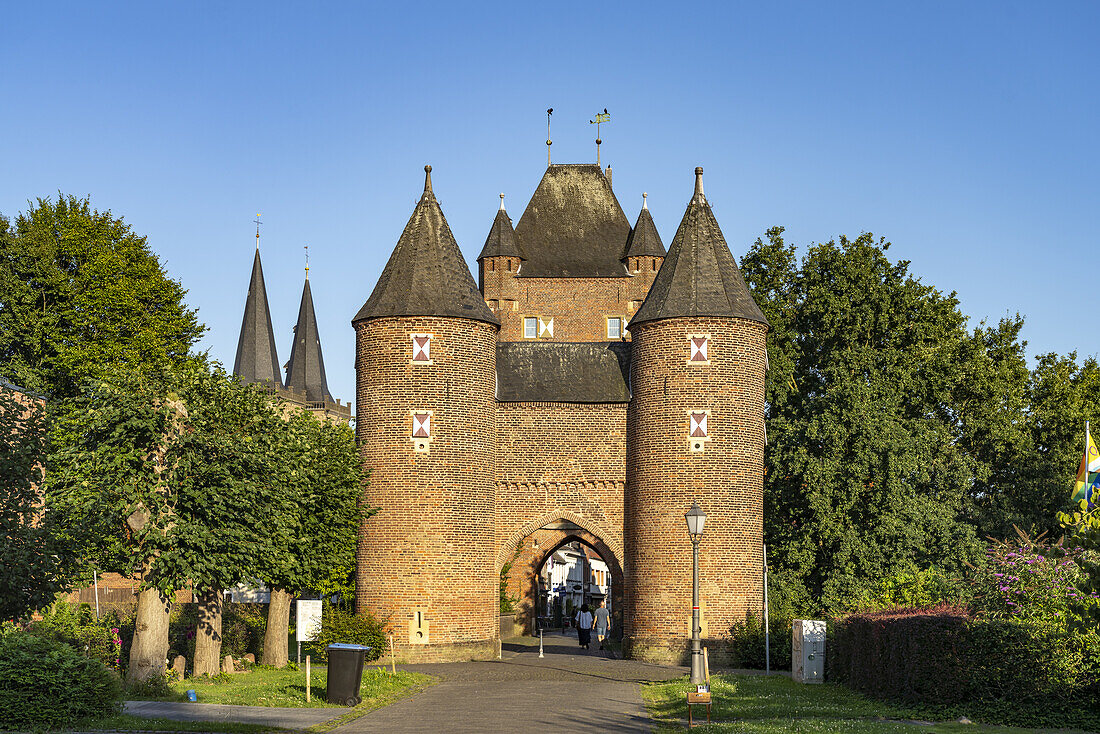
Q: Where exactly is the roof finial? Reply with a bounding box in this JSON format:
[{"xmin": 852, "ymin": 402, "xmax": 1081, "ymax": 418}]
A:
[
  {"xmin": 304, "ymin": 244, "xmax": 309, "ymax": 280},
  {"xmin": 254, "ymin": 213, "xmax": 262, "ymax": 250},
  {"xmin": 694, "ymin": 167, "xmax": 705, "ymax": 201},
  {"xmin": 423, "ymin": 165, "xmax": 433, "ymax": 194},
  {"xmin": 499, "ymin": 193, "xmax": 506, "ymax": 211},
  {"xmin": 642, "ymin": 192, "xmax": 648, "ymax": 210},
  {"xmin": 546, "ymin": 108, "xmax": 553, "ymax": 166},
  {"xmin": 590, "ymin": 108, "xmax": 610, "ymax": 166}
]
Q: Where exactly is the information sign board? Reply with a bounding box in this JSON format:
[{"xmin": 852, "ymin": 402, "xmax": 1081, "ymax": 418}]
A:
[{"xmin": 296, "ymin": 599, "xmax": 323, "ymax": 642}]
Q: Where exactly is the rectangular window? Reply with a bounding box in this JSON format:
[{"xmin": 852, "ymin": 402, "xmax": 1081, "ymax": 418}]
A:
[
  {"xmin": 524, "ymin": 317, "xmax": 538, "ymax": 339},
  {"xmin": 607, "ymin": 317, "xmax": 623, "ymax": 339}
]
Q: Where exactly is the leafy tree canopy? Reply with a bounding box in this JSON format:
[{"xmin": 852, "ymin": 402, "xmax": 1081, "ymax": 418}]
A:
[{"xmin": 0, "ymin": 195, "xmax": 204, "ymax": 397}]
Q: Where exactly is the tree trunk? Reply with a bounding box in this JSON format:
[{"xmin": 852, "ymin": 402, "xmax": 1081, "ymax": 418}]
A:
[
  {"xmin": 262, "ymin": 587, "xmax": 292, "ymax": 667},
  {"xmin": 193, "ymin": 590, "xmax": 224, "ymax": 677},
  {"xmin": 127, "ymin": 588, "xmax": 170, "ymax": 683}
]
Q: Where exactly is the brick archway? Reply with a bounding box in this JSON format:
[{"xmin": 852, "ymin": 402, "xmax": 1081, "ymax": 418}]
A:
[{"xmin": 498, "ymin": 516, "xmax": 625, "ymax": 637}]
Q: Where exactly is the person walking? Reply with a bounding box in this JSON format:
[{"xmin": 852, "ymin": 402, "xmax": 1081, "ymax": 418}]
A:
[
  {"xmin": 593, "ymin": 600, "xmax": 611, "ymax": 650},
  {"xmin": 576, "ymin": 604, "xmax": 594, "ymax": 650}
]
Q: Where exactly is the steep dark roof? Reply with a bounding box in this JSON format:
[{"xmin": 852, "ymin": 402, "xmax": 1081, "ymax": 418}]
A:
[
  {"xmin": 624, "ymin": 199, "xmax": 666, "ymax": 259},
  {"xmin": 478, "ymin": 198, "xmax": 524, "ymax": 260},
  {"xmin": 353, "ymin": 166, "xmax": 499, "ymax": 326},
  {"xmin": 233, "ymin": 248, "xmax": 283, "ymax": 388},
  {"xmin": 513, "ymin": 164, "xmax": 632, "ymax": 278},
  {"xmin": 284, "ymin": 276, "xmax": 333, "ymax": 403},
  {"xmin": 496, "ymin": 342, "xmax": 631, "ymax": 403},
  {"xmin": 630, "ymin": 168, "xmax": 767, "ymax": 328}
]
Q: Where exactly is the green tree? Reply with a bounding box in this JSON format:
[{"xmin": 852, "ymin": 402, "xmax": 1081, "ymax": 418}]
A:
[
  {"xmin": 0, "ymin": 385, "xmax": 72, "ymax": 620},
  {"xmin": 47, "ymin": 360, "xmax": 284, "ymax": 680},
  {"xmin": 742, "ymin": 229, "xmax": 984, "ymax": 610},
  {"xmin": 258, "ymin": 410, "xmax": 367, "ymax": 667},
  {"xmin": 0, "ymin": 195, "xmax": 203, "ymax": 397}
]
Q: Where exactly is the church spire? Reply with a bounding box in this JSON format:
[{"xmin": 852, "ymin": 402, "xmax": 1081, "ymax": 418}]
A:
[
  {"xmin": 284, "ymin": 271, "xmax": 333, "ymax": 404},
  {"xmin": 233, "ymin": 233, "xmax": 282, "ymax": 388}
]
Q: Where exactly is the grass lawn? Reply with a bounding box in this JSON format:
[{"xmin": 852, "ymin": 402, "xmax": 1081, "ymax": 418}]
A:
[
  {"xmin": 78, "ymin": 714, "xmax": 283, "ymax": 733},
  {"xmin": 641, "ymin": 674, "xmax": 1095, "ymax": 734}
]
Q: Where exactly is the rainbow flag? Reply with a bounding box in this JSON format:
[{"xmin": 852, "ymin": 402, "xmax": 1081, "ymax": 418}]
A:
[{"xmin": 1072, "ymin": 424, "xmax": 1100, "ymax": 508}]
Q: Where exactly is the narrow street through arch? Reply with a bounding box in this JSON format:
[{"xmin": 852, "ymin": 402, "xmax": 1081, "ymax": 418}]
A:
[{"xmin": 337, "ymin": 634, "xmax": 686, "ymax": 733}]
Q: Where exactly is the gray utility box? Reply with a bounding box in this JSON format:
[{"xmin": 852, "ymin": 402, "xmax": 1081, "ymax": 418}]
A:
[{"xmin": 792, "ymin": 619, "xmax": 826, "ymax": 683}]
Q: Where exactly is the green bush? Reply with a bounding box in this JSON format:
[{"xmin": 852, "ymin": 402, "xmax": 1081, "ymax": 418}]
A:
[
  {"xmin": 847, "ymin": 567, "xmax": 964, "ymax": 613},
  {"xmin": 167, "ymin": 601, "xmax": 268, "ymax": 667},
  {"xmin": 0, "ymin": 632, "xmax": 122, "ymax": 730},
  {"xmin": 828, "ymin": 605, "xmax": 1100, "ymax": 730},
  {"xmin": 727, "ymin": 610, "xmax": 793, "ymax": 670},
  {"xmin": 305, "ymin": 603, "xmax": 386, "ymax": 663},
  {"xmin": 26, "ymin": 600, "xmax": 127, "ymax": 670}
]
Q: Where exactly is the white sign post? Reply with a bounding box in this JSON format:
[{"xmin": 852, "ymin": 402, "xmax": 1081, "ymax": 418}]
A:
[{"xmin": 296, "ymin": 599, "xmax": 323, "ymax": 666}]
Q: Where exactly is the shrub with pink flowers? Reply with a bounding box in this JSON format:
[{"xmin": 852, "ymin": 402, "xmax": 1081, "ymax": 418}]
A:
[{"xmin": 969, "ymin": 534, "xmax": 1099, "ymax": 625}]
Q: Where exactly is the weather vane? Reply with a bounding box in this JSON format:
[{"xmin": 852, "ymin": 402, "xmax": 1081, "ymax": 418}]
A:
[
  {"xmin": 590, "ymin": 109, "xmax": 610, "ymax": 166},
  {"xmin": 304, "ymin": 245, "xmax": 309, "ymax": 279},
  {"xmin": 546, "ymin": 108, "xmax": 554, "ymax": 166},
  {"xmin": 254, "ymin": 214, "xmax": 262, "ymax": 249}
]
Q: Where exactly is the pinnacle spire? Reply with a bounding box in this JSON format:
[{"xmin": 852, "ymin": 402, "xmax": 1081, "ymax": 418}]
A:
[
  {"xmin": 630, "ymin": 166, "xmax": 766, "ymax": 327},
  {"xmin": 233, "ymin": 248, "xmax": 283, "ymax": 388},
  {"xmin": 479, "ymin": 193, "xmax": 524, "ymax": 261},
  {"xmin": 624, "ymin": 194, "xmax": 666, "ymax": 260},
  {"xmin": 285, "ymin": 275, "xmax": 333, "ymax": 403},
  {"xmin": 424, "ymin": 164, "xmax": 433, "ymax": 194}
]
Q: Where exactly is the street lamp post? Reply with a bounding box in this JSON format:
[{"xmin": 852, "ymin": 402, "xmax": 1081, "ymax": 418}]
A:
[{"xmin": 685, "ymin": 502, "xmax": 707, "ymax": 685}]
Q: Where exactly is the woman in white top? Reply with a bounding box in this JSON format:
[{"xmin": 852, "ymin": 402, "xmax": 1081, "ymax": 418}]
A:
[{"xmin": 575, "ymin": 604, "xmax": 594, "ymax": 650}]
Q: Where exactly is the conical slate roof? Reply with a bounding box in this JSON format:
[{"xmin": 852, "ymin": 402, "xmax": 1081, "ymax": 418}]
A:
[
  {"xmin": 233, "ymin": 248, "xmax": 283, "ymax": 387},
  {"xmin": 353, "ymin": 166, "xmax": 499, "ymax": 326},
  {"xmin": 630, "ymin": 168, "xmax": 767, "ymax": 328},
  {"xmin": 624, "ymin": 196, "xmax": 666, "ymax": 259},
  {"xmin": 478, "ymin": 196, "xmax": 524, "ymax": 260},
  {"xmin": 513, "ymin": 164, "xmax": 632, "ymax": 278},
  {"xmin": 284, "ymin": 276, "xmax": 333, "ymax": 403}
]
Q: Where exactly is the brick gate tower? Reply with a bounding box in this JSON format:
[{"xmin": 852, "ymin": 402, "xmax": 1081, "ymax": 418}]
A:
[
  {"xmin": 352, "ymin": 166, "xmax": 501, "ymax": 662},
  {"xmin": 353, "ymin": 161, "xmax": 766, "ymax": 665},
  {"xmin": 624, "ymin": 168, "xmax": 768, "ymax": 664}
]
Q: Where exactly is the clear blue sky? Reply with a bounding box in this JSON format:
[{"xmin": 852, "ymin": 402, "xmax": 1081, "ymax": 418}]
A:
[{"xmin": 3, "ymin": 2, "xmax": 1097, "ymax": 410}]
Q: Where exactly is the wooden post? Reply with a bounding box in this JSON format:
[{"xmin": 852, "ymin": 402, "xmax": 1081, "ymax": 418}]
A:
[
  {"xmin": 703, "ymin": 646, "xmax": 710, "ymax": 682},
  {"xmin": 305, "ymin": 655, "xmax": 311, "ymax": 703},
  {"xmin": 389, "ymin": 634, "xmax": 396, "ymax": 674}
]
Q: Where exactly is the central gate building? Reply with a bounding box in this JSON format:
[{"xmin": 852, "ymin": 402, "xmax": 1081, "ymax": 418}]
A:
[{"xmin": 353, "ymin": 162, "xmax": 767, "ymax": 664}]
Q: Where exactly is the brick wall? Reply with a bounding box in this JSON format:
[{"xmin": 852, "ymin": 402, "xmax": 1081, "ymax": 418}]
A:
[
  {"xmin": 623, "ymin": 316, "xmax": 768, "ymax": 665},
  {"xmin": 354, "ymin": 315, "xmax": 498, "ymax": 663},
  {"xmin": 480, "ymin": 259, "xmax": 660, "ymax": 342}
]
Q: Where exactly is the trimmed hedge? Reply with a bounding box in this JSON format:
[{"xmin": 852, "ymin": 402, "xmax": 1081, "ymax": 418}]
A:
[
  {"xmin": 828, "ymin": 605, "xmax": 1100, "ymax": 729},
  {"xmin": 0, "ymin": 632, "xmax": 122, "ymax": 730},
  {"xmin": 305, "ymin": 603, "xmax": 386, "ymax": 663}
]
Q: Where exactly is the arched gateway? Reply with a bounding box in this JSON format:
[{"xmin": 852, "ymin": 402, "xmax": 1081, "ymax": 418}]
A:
[{"xmin": 354, "ymin": 163, "xmax": 767, "ymax": 665}]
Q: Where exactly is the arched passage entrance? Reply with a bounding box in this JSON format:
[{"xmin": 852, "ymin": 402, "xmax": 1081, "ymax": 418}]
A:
[{"xmin": 498, "ymin": 519, "xmax": 624, "ymax": 637}]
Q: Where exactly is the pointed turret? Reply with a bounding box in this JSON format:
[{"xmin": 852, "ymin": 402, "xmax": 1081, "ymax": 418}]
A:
[
  {"xmin": 284, "ymin": 274, "xmax": 333, "ymax": 403},
  {"xmin": 624, "ymin": 193, "xmax": 666, "ymax": 260},
  {"xmin": 477, "ymin": 194, "xmax": 524, "ymax": 261},
  {"xmin": 353, "ymin": 166, "xmax": 499, "ymax": 326},
  {"xmin": 233, "ymin": 247, "xmax": 282, "ymax": 388},
  {"xmin": 630, "ymin": 168, "xmax": 766, "ymax": 327}
]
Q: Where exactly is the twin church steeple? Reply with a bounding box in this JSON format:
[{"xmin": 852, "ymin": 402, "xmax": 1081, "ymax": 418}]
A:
[{"xmin": 232, "ymin": 230, "xmax": 347, "ymax": 420}]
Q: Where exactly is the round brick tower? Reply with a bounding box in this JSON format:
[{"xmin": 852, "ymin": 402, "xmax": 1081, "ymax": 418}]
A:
[
  {"xmin": 624, "ymin": 168, "xmax": 768, "ymax": 665},
  {"xmin": 352, "ymin": 166, "xmax": 500, "ymax": 663}
]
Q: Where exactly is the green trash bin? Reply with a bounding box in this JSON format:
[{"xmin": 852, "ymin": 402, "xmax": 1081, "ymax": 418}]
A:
[{"xmin": 325, "ymin": 643, "xmax": 372, "ymax": 706}]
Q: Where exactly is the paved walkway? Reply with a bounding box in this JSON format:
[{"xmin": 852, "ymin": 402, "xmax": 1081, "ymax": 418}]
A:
[
  {"xmin": 122, "ymin": 700, "xmax": 344, "ymax": 728},
  {"xmin": 339, "ymin": 632, "xmax": 685, "ymax": 733},
  {"xmin": 122, "ymin": 633, "xmax": 686, "ymax": 733}
]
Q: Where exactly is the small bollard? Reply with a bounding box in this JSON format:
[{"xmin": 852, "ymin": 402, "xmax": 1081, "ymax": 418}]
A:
[
  {"xmin": 539, "ymin": 629, "xmax": 544, "ymax": 658},
  {"xmin": 305, "ymin": 655, "xmax": 311, "ymax": 702},
  {"xmin": 186, "ymin": 690, "xmax": 197, "ymax": 702}
]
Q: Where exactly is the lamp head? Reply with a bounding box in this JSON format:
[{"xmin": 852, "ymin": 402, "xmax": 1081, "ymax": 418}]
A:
[{"xmin": 685, "ymin": 502, "xmax": 707, "ymax": 538}]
